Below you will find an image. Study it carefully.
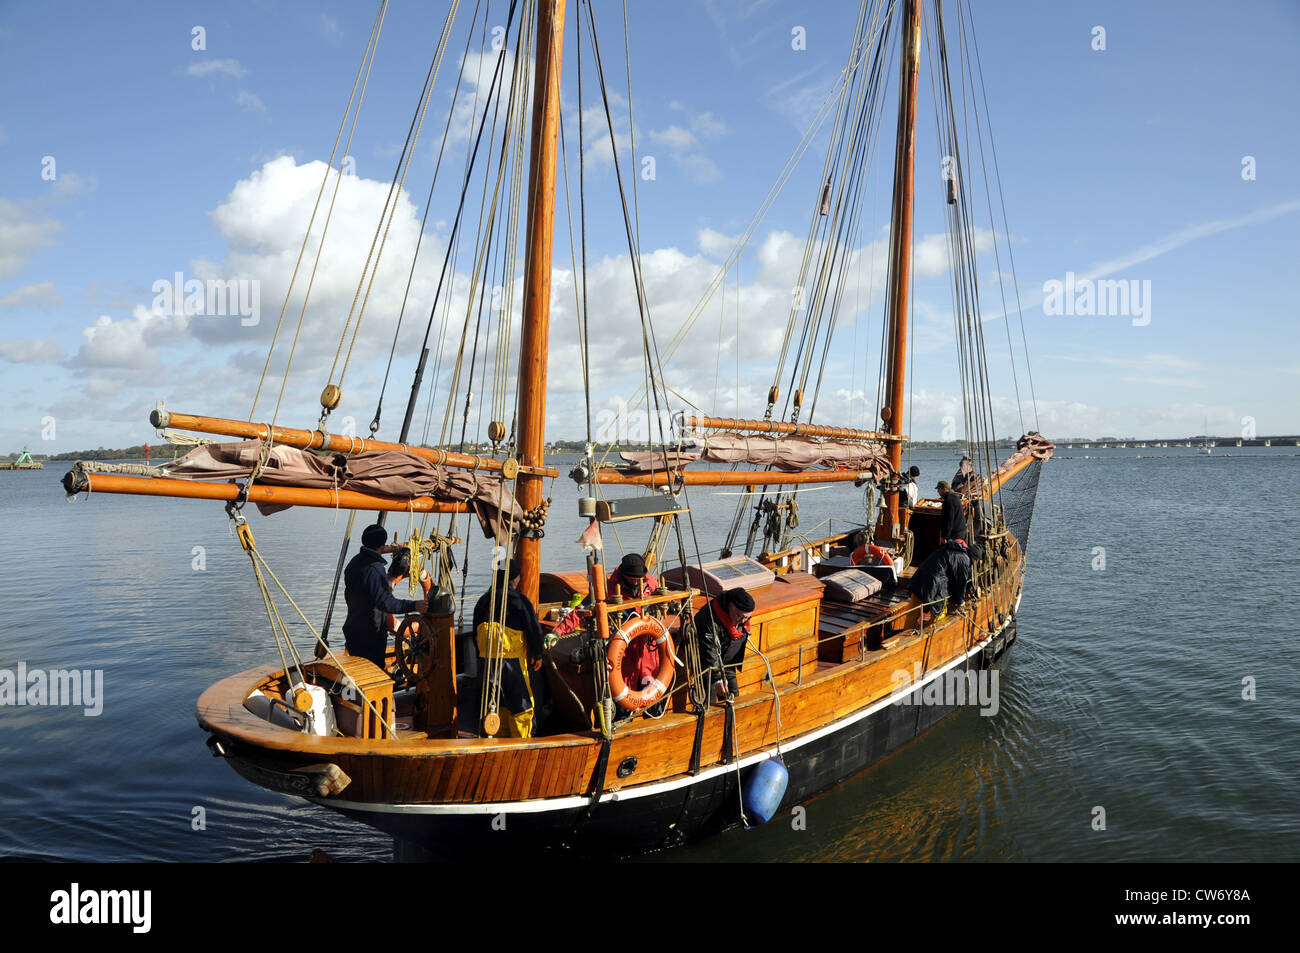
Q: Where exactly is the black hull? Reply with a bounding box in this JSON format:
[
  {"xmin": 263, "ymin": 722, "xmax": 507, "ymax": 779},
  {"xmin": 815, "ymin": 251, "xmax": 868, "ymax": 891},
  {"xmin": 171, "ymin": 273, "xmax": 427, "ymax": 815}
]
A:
[{"xmin": 319, "ymin": 620, "xmax": 1018, "ymax": 861}]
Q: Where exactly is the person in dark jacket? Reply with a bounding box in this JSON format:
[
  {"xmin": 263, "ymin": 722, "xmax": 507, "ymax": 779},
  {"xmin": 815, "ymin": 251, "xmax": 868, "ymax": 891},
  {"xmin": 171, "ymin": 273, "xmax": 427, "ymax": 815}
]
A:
[
  {"xmin": 908, "ymin": 540, "xmax": 972, "ymax": 622},
  {"xmin": 472, "ymin": 559, "xmax": 546, "ymax": 738},
  {"xmin": 342, "ymin": 525, "xmax": 429, "ymax": 670},
  {"xmin": 936, "ymin": 480, "xmax": 967, "ymax": 545},
  {"xmin": 692, "ymin": 587, "xmax": 756, "ymax": 702},
  {"xmin": 549, "ymin": 551, "xmax": 660, "ymax": 638}
]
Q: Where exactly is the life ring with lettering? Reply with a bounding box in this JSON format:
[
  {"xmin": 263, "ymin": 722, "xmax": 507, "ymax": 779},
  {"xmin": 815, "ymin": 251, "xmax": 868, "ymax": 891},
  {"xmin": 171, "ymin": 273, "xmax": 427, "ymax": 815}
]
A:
[{"xmin": 606, "ymin": 616, "xmax": 675, "ymax": 711}]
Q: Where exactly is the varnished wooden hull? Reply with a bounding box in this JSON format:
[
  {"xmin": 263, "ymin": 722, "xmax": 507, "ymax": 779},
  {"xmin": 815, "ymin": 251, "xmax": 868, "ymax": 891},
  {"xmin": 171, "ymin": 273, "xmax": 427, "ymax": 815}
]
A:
[
  {"xmin": 314, "ymin": 620, "xmax": 1016, "ymax": 858},
  {"xmin": 203, "ymin": 609, "xmax": 1017, "ymax": 859}
]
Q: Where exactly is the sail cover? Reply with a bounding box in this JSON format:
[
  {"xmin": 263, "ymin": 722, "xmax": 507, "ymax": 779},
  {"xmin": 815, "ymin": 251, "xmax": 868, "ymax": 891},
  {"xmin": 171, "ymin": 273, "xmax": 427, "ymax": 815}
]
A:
[
  {"xmin": 160, "ymin": 440, "xmax": 522, "ymax": 536},
  {"xmin": 952, "ymin": 432, "xmax": 1056, "ymax": 497},
  {"xmin": 616, "ymin": 433, "xmax": 893, "ymax": 481}
]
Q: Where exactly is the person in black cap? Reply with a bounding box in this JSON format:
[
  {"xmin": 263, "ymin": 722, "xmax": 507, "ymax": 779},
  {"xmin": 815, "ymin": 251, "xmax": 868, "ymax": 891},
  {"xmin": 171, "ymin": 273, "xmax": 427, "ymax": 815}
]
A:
[
  {"xmin": 550, "ymin": 551, "xmax": 661, "ymax": 638},
  {"xmin": 692, "ymin": 587, "xmax": 756, "ymax": 702},
  {"xmin": 472, "ymin": 559, "xmax": 546, "ymax": 738},
  {"xmin": 342, "ymin": 524, "xmax": 428, "ymax": 671},
  {"xmin": 608, "ymin": 552, "xmax": 659, "ymax": 602}
]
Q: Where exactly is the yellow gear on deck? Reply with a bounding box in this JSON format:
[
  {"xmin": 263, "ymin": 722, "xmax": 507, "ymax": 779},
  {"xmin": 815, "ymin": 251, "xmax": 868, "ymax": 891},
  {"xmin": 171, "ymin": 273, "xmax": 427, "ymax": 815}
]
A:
[{"xmin": 476, "ymin": 620, "xmax": 535, "ymax": 739}]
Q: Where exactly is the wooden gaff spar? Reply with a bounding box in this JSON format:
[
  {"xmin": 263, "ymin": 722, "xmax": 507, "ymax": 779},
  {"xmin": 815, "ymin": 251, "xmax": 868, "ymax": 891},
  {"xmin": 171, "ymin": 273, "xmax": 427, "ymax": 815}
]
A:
[{"xmin": 64, "ymin": 0, "xmax": 1054, "ymax": 859}]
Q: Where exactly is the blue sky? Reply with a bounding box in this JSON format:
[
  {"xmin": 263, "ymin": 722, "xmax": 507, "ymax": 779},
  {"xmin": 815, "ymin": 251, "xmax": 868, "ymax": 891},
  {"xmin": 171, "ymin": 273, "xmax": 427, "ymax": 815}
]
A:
[{"xmin": 2, "ymin": 0, "xmax": 1298, "ymax": 455}]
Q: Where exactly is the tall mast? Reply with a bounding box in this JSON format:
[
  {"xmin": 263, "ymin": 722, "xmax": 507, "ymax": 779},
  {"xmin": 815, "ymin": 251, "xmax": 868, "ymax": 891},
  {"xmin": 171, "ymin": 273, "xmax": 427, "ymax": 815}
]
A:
[
  {"xmin": 515, "ymin": 0, "xmax": 567, "ymax": 603},
  {"xmin": 881, "ymin": 0, "xmax": 923, "ymax": 540}
]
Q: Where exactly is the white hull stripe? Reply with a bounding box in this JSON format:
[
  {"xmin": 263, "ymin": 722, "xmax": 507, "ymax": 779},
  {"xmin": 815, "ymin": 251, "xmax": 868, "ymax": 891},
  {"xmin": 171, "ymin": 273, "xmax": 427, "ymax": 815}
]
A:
[{"xmin": 312, "ymin": 616, "xmax": 1014, "ymax": 816}]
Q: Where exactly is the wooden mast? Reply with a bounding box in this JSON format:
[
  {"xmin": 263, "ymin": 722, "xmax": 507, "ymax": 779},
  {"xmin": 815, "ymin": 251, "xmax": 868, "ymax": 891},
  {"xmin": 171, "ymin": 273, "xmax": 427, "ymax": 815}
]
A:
[
  {"xmin": 880, "ymin": 0, "xmax": 923, "ymax": 542},
  {"xmin": 515, "ymin": 0, "xmax": 566, "ymax": 603}
]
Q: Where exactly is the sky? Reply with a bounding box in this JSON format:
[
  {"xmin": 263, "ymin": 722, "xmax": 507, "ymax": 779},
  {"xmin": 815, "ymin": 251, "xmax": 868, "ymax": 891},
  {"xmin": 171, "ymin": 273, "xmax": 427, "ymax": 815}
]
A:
[{"xmin": 1, "ymin": 0, "xmax": 1298, "ymax": 456}]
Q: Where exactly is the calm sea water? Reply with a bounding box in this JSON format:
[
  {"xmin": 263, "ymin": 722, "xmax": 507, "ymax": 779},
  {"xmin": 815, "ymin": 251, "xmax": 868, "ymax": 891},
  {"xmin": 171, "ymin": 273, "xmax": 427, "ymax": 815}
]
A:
[{"xmin": 2, "ymin": 446, "xmax": 1297, "ymax": 862}]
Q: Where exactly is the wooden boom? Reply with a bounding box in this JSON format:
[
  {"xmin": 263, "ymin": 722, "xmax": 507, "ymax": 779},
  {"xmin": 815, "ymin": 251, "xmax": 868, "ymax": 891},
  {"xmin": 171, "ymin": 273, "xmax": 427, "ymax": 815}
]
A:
[
  {"xmin": 65, "ymin": 471, "xmax": 470, "ymax": 514},
  {"xmin": 151, "ymin": 408, "xmax": 557, "ymax": 478},
  {"xmin": 592, "ymin": 468, "xmax": 877, "ymax": 487},
  {"xmin": 682, "ymin": 415, "xmax": 902, "ymax": 443}
]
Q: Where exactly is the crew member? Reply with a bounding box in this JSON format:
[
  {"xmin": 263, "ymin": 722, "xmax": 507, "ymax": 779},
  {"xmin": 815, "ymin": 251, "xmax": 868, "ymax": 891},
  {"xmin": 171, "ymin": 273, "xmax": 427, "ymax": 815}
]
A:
[
  {"xmin": 692, "ymin": 587, "xmax": 755, "ymax": 703},
  {"xmin": 608, "ymin": 552, "xmax": 659, "ymax": 602},
  {"xmin": 904, "ymin": 465, "xmax": 920, "ymax": 509},
  {"xmin": 472, "ymin": 559, "xmax": 545, "ymax": 738},
  {"xmin": 551, "ymin": 551, "xmax": 659, "ymax": 637},
  {"xmin": 907, "ymin": 540, "xmax": 971, "ymax": 624},
  {"xmin": 383, "ymin": 550, "xmax": 434, "ymax": 641},
  {"xmin": 342, "ymin": 525, "xmax": 428, "ymax": 671},
  {"xmin": 952, "ymin": 454, "xmax": 974, "ymax": 491},
  {"xmin": 936, "ymin": 480, "xmax": 967, "ymax": 545}
]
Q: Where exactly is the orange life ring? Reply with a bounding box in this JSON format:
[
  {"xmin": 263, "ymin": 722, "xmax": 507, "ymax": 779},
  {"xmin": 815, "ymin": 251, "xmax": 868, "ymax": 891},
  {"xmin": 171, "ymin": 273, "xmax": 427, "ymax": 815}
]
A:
[
  {"xmin": 851, "ymin": 542, "xmax": 891, "ymax": 567},
  {"xmin": 606, "ymin": 616, "xmax": 676, "ymax": 711}
]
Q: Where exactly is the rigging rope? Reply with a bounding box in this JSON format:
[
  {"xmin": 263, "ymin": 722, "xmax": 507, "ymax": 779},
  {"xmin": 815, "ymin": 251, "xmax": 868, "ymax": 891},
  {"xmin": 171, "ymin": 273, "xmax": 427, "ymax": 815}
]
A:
[{"xmin": 250, "ymin": 0, "xmax": 387, "ymax": 422}]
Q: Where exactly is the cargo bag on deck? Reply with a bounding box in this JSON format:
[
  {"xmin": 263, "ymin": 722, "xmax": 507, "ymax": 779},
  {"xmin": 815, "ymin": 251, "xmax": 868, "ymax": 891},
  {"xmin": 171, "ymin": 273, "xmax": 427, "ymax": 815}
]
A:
[{"xmin": 820, "ymin": 569, "xmax": 883, "ymax": 604}]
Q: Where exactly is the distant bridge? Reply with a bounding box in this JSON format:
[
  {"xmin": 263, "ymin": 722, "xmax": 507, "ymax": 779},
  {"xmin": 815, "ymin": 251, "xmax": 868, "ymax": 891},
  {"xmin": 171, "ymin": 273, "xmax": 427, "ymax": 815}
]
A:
[{"xmin": 1060, "ymin": 436, "xmax": 1300, "ymax": 449}]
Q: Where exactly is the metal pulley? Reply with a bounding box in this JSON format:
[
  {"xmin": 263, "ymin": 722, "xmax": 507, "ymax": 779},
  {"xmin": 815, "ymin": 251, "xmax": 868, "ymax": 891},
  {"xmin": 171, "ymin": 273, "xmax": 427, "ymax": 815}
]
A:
[
  {"xmin": 487, "ymin": 420, "xmax": 506, "ymax": 444},
  {"xmin": 320, "ymin": 384, "xmax": 342, "ymax": 411}
]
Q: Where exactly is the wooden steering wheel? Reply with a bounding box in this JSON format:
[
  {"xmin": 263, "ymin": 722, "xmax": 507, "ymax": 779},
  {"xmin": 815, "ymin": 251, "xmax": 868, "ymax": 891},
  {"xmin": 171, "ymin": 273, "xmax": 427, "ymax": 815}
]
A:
[{"xmin": 393, "ymin": 614, "xmax": 430, "ymax": 687}]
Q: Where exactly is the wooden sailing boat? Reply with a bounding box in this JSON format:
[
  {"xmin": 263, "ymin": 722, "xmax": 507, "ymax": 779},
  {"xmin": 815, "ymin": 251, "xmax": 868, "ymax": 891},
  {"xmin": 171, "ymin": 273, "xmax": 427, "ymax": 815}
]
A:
[{"xmin": 62, "ymin": 0, "xmax": 1053, "ymax": 857}]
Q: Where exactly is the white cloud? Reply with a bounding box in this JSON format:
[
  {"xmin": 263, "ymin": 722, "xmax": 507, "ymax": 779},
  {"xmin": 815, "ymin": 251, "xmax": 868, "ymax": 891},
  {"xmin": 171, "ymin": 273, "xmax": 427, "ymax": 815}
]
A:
[
  {"xmin": 649, "ymin": 124, "xmax": 696, "ymax": 152},
  {"xmin": 0, "ymin": 337, "xmax": 63, "ymax": 364},
  {"xmin": 450, "ymin": 49, "xmax": 536, "ymax": 148},
  {"xmin": 32, "ymin": 154, "xmax": 1028, "ymax": 444},
  {"xmin": 0, "ymin": 281, "xmax": 62, "ymax": 309},
  {"xmin": 67, "ymin": 305, "xmax": 190, "ymax": 370},
  {"xmin": 1046, "ymin": 352, "xmax": 1201, "ymax": 372},
  {"xmin": 0, "ymin": 200, "xmax": 62, "ymax": 278},
  {"xmin": 697, "ymin": 228, "xmax": 738, "ymax": 258},
  {"xmin": 186, "ymin": 58, "xmax": 247, "ymax": 79},
  {"xmin": 236, "ymin": 90, "xmax": 267, "ymax": 113},
  {"xmin": 647, "ymin": 105, "xmax": 728, "ymax": 184},
  {"xmin": 1083, "ymin": 199, "xmax": 1300, "ymax": 280},
  {"xmin": 985, "ymin": 199, "xmax": 1300, "ymax": 325},
  {"xmin": 1122, "ymin": 376, "xmax": 1206, "ymax": 389}
]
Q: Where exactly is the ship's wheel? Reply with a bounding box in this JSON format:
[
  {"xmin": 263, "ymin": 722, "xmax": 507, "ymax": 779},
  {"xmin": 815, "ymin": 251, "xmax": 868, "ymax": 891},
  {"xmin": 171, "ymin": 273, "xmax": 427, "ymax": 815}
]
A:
[{"xmin": 393, "ymin": 614, "xmax": 430, "ymax": 688}]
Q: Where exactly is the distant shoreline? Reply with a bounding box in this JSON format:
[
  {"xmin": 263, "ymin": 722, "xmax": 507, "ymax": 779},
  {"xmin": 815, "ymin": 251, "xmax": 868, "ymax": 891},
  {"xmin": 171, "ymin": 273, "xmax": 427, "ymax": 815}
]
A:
[{"xmin": 11, "ymin": 434, "xmax": 1300, "ymax": 461}]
